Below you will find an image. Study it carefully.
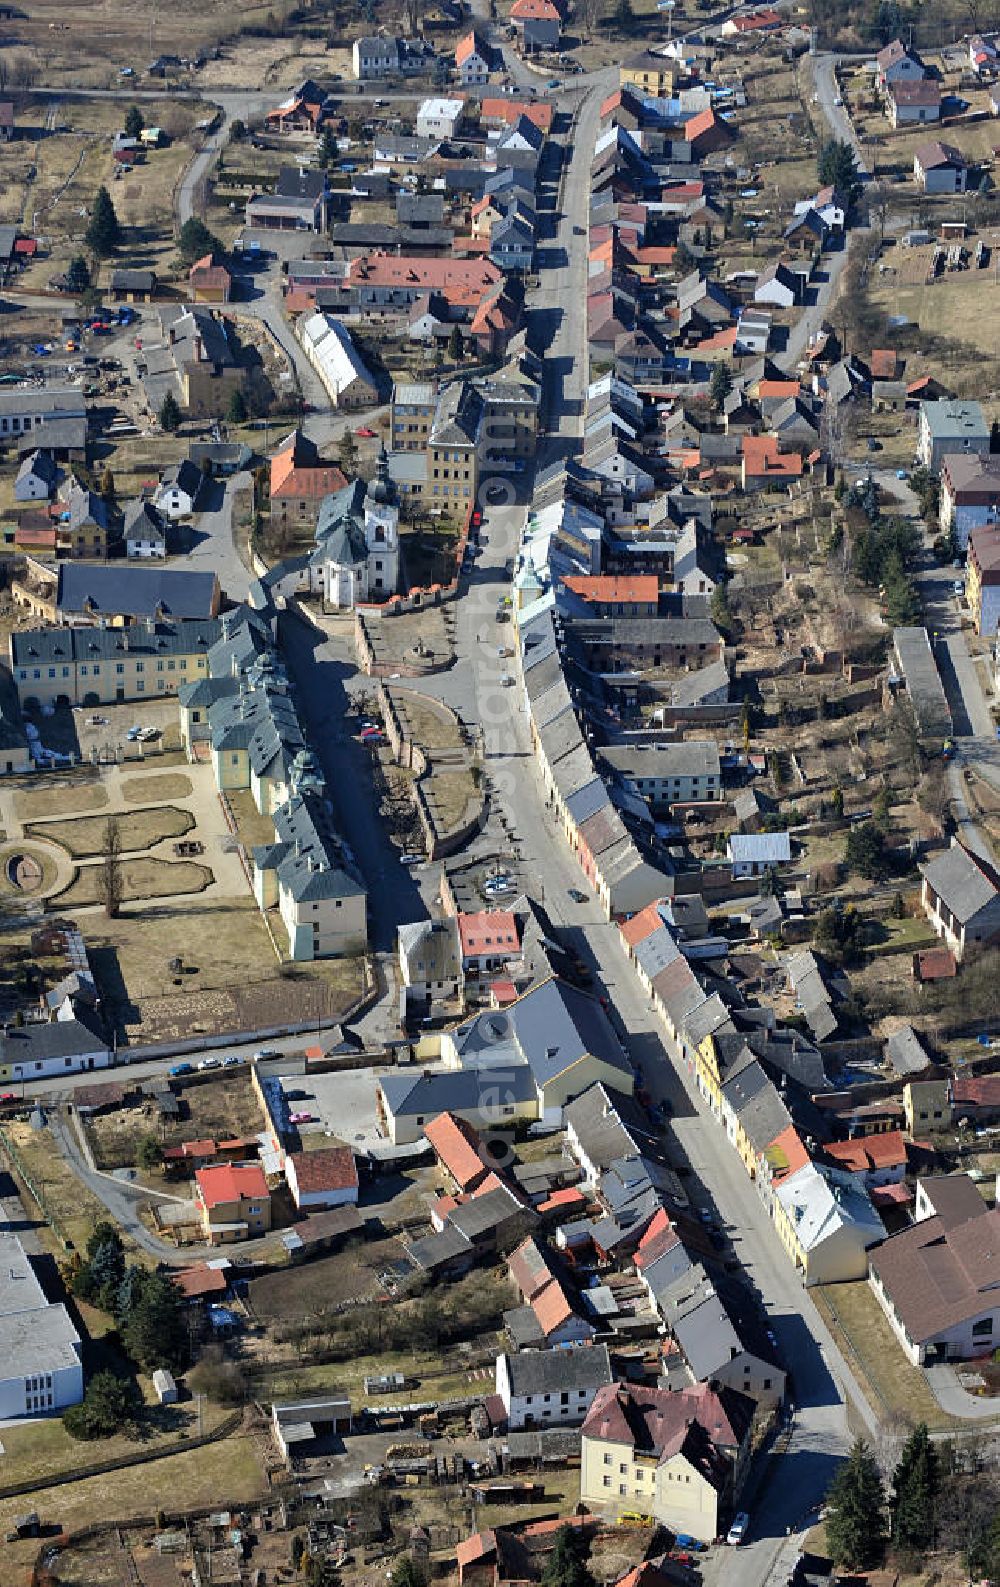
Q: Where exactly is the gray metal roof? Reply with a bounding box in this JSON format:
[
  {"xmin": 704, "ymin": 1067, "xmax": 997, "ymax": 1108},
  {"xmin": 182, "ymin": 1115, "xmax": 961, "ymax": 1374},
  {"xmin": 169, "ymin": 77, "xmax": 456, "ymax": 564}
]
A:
[
  {"xmin": 920, "ymin": 842, "xmax": 1000, "ymax": 924},
  {"xmin": 12, "ymin": 618, "xmax": 219, "ymax": 670},
  {"xmin": 57, "ymin": 564, "xmax": 218, "ymax": 620}
]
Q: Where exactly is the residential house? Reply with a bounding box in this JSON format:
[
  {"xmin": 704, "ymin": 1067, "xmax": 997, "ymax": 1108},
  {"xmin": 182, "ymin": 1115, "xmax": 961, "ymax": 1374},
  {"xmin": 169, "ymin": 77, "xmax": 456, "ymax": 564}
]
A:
[
  {"xmin": 189, "ymin": 253, "xmax": 233, "ymax": 304},
  {"xmin": 918, "ymin": 401, "xmax": 992, "ymax": 472},
  {"xmin": 596, "ymin": 741, "xmax": 722, "ymax": 808},
  {"xmin": 903, "ymin": 1077, "xmax": 951, "ymax": 1133},
  {"xmin": 123, "ymin": 499, "xmax": 167, "ymax": 559},
  {"xmin": 869, "ymin": 1194, "xmax": 1000, "ymax": 1364},
  {"xmin": 284, "ymin": 1146, "xmax": 359, "ymax": 1210},
  {"xmin": 0, "ymin": 1232, "xmax": 83, "ymax": 1420},
  {"xmin": 398, "ymin": 917, "xmax": 463, "ymax": 1004},
  {"xmin": 109, "ymin": 268, "xmax": 156, "ymax": 303},
  {"xmin": 496, "ymin": 1343, "xmax": 613, "ymax": 1430},
  {"xmin": 416, "ymin": 97, "xmax": 465, "ymax": 140},
  {"xmin": 772, "ymin": 1160, "xmax": 884, "ymax": 1285},
  {"xmin": 580, "ymin": 1381, "xmax": 754, "ymax": 1541},
  {"xmin": 741, "ymin": 435, "xmax": 803, "ymax": 491},
  {"xmin": 920, "ymin": 840, "xmax": 1000, "ymax": 959},
  {"xmin": 887, "ymin": 80, "xmax": 940, "ymax": 127},
  {"xmin": 619, "ymin": 49, "xmax": 680, "ymax": 99},
  {"xmin": 194, "ymin": 1162, "xmax": 272, "ymax": 1244},
  {"xmin": 913, "ymin": 141, "xmax": 968, "ymax": 194},
  {"xmin": 753, "ymin": 261, "xmax": 799, "ymax": 309},
  {"xmin": 352, "ymin": 35, "xmax": 400, "ymax": 79},
  {"xmin": 950, "ymin": 1073, "xmax": 1000, "ymax": 1125},
  {"xmin": 455, "ymin": 30, "xmax": 492, "ymax": 86},
  {"xmin": 57, "ymin": 481, "xmax": 112, "ymax": 559},
  {"xmin": 458, "ymin": 910, "xmax": 521, "ymax": 988},
  {"xmin": 425, "ymin": 1111, "xmax": 492, "ymax": 1194},
  {"xmin": 825, "ymin": 1130, "xmax": 908, "ymax": 1188},
  {"xmin": 252, "ymin": 789, "xmax": 368, "ymax": 960},
  {"xmin": 15, "ymin": 449, "xmax": 59, "ymax": 502},
  {"xmin": 0, "ymin": 1017, "xmax": 111, "ymax": 1084},
  {"xmin": 727, "ymin": 832, "xmax": 791, "ymax": 878},
  {"xmin": 155, "ymin": 458, "xmax": 202, "ymax": 520},
  {"xmin": 246, "ymin": 166, "xmax": 331, "ymax": 232},
  {"xmin": 915, "ymin": 1172, "xmax": 987, "ymax": 1225},
  {"xmin": 876, "ymin": 38, "xmax": 928, "ymax": 90},
  {"xmin": 966, "ymin": 527, "xmax": 1000, "ymax": 635},
  {"xmin": 564, "ymin": 1082, "xmax": 661, "ymax": 1188},
  {"xmin": 510, "ymin": 0, "xmax": 561, "ymax": 51},
  {"xmin": 940, "ymin": 454, "xmax": 1000, "ymax": 547}
]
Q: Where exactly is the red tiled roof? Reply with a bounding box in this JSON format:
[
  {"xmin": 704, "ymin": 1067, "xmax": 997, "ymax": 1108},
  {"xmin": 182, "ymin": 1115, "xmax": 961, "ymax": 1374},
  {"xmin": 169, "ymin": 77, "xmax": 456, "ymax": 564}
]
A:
[
  {"xmin": 456, "ymin": 1531, "xmax": 497, "ymax": 1569},
  {"xmin": 424, "ymin": 1110, "xmax": 488, "ymax": 1192},
  {"xmin": 538, "ymin": 1186, "xmax": 587, "ymax": 1214},
  {"xmin": 288, "ymin": 1145, "xmax": 358, "ymax": 1194},
  {"xmin": 871, "ymin": 1182, "xmax": 912, "ymax": 1207},
  {"xmin": 742, "ymin": 435, "xmax": 803, "ymax": 477},
  {"xmin": 458, "ymin": 908, "xmax": 519, "ymax": 958},
  {"xmin": 914, "ymin": 946, "xmax": 957, "ymax": 981},
  {"xmin": 952, "ymin": 1074, "xmax": 1000, "ymax": 1108},
  {"xmin": 270, "ymin": 437, "xmax": 347, "ymax": 500},
  {"xmin": 195, "ymin": 1161, "xmax": 269, "ymax": 1209},
  {"xmin": 491, "ymin": 978, "xmax": 518, "ymax": 1006},
  {"xmin": 765, "ymin": 1124, "xmax": 810, "ymax": 1186},
  {"xmin": 826, "ymin": 1129, "xmax": 908, "ymax": 1174},
  {"xmin": 870, "ymin": 348, "xmax": 898, "ymax": 379},
  {"xmin": 347, "ymin": 252, "xmax": 502, "ymax": 306},
  {"xmin": 561, "ymin": 574, "xmax": 659, "ymax": 605},
  {"xmin": 511, "ymin": 0, "xmax": 561, "ymax": 16},
  {"xmin": 532, "ymin": 1275, "xmax": 575, "ymax": 1333},
  {"xmin": 621, "ymin": 901, "xmax": 666, "ymax": 949},
  {"xmin": 481, "ymin": 97, "xmax": 553, "ymax": 131}
]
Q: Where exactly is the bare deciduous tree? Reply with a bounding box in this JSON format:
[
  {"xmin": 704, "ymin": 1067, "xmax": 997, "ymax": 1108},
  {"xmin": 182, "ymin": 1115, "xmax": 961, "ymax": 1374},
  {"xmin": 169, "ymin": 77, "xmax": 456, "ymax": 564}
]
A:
[{"xmin": 99, "ymin": 816, "xmax": 123, "ymax": 920}]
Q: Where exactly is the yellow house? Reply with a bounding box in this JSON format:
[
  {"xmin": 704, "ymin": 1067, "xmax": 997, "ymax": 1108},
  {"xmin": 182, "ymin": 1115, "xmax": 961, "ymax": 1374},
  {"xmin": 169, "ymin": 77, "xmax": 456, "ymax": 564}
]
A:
[
  {"xmin": 10, "ymin": 619, "xmax": 218, "ymax": 711},
  {"xmin": 620, "ymin": 49, "xmax": 680, "ymax": 99},
  {"xmin": 194, "ymin": 1162, "xmax": 272, "ymax": 1245},
  {"xmin": 903, "ymin": 1077, "xmax": 952, "ymax": 1134},
  {"xmin": 772, "ymin": 1160, "xmax": 886, "ymax": 1286},
  {"xmin": 580, "ymin": 1381, "xmax": 753, "ymax": 1544},
  {"xmin": 696, "ymin": 1030, "xmax": 724, "ymax": 1115},
  {"xmin": 720, "ymin": 1058, "xmax": 791, "ymax": 1185}
]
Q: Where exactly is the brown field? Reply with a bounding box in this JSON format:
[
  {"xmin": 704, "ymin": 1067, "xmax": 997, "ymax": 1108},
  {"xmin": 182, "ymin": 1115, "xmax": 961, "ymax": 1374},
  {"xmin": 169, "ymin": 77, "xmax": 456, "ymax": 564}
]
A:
[
  {"xmin": 121, "ymin": 772, "xmax": 194, "ymax": 803},
  {"xmin": 12, "ymin": 776, "xmax": 108, "ymax": 819},
  {"xmin": 27, "ymin": 804, "xmax": 194, "ymax": 857},
  {"xmin": 87, "ymin": 1072, "xmax": 266, "ymax": 1169},
  {"xmin": 56, "ymin": 854, "xmax": 213, "ymax": 907},
  {"xmin": 249, "ymin": 1234, "xmax": 413, "ymax": 1321}
]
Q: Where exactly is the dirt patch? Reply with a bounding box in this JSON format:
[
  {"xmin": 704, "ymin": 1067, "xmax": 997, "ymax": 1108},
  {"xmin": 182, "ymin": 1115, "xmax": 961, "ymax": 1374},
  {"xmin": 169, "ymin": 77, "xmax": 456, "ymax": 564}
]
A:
[
  {"xmin": 249, "ymin": 1235, "xmax": 412, "ymax": 1321},
  {"xmin": 87, "ymin": 1076, "xmax": 266, "ymax": 1170},
  {"xmin": 27, "ymin": 804, "xmax": 194, "ymax": 858},
  {"xmin": 122, "ymin": 962, "xmax": 366, "ymax": 1045},
  {"xmin": 121, "ymin": 772, "xmax": 194, "ymax": 804},
  {"xmin": 56, "ymin": 855, "xmax": 212, "ymax": 908},
  {"xmin": 12, "ymin": 777, "xmax": 109, "ymax": 820}
]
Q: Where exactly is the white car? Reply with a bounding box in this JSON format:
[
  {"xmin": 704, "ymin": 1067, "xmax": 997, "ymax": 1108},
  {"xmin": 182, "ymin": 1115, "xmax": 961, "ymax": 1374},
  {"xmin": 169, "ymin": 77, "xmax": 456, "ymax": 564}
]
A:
[
  {"xmin": 727, "ymin": 1513, "xmax": 749, "ymax": 1546},
  {"xmin": 198, "ymin": 1056, "xmax": 221, "ymax": 1071}
]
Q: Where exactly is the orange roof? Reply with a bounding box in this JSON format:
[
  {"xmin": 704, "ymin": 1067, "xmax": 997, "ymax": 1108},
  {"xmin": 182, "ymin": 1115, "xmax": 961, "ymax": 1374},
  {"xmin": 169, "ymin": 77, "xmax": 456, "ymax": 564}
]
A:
[
  {"xmin": 189, "ymin": 252, "xmax": 232, "ymax": 289},
  {"xmin": 491, "ymin": 978, "xmax": 518, "ymax": 1006},
  {"xmin": 826, "ymin": 1129, "xmax": 908, "ymax": 1174},
  {"xmin": 532, "ymin": 1275, "xmax": 575, "ymax": 1334},
  {"xmin": 455, "ymin": 30, "xmax": 484, "ymax": 64},
  {"xmin": 538, "ymin": 1185, "xmax": 587, "ymax": 1214},
  {"xmin": 635, "ymin": 245, "xmax": 677, "ymax": 265},
  {"xmin": 765, "ymin": 1124, "xmax": 810, "ymax": 1186},
  {"xmin": 270, "ymin": 438, "xmax": 347, "ymax": 500},
  {"xmin": 456, "ymin": 1533, "xmax": 497, "ymax": 1569},
  {"xmin": 756, "ymin": 379, "xmax": 800, "ymax": 398},
  {"xmin": 621, "ymin": 900, "xmax": 666, "ymax": 948},
  {"xmin": 195, "ymin": 1161, "xmax": 269, "ymax": 1209},
  {"xmin": 424, "ymin": 1110, "xmax": 488, "ymax": 1192},
  {"xmin": 693, "ymin": 326, "xmax": 738, "ymax": 352},
  {"xmin": 742, "ymin": 435, "xmax": 803, "ymax": 477},
  {"xmin": 685, "ymin": 107, "xmax": 719, "ymax": 143},
  {"xmin": 348, "ymin": 252, "xmax": 501, "ymax": 307},
  {"xmin": 561, "ymin": 574, "xmax": 659, "ymax": 605},
  {"xmin": 459, "ymin": 909, "xmax": 519, "ymax": 958},
  {"xmin": 471, "ymin": 293, "xmax": 517, "ymax": 334},
  {"xmin": 511, "ymin": 0, "xmax": 560, "ymax": 16},
  {"xmin": 481, "ymin": 97, "xmax": 553, "ymax": 132}
]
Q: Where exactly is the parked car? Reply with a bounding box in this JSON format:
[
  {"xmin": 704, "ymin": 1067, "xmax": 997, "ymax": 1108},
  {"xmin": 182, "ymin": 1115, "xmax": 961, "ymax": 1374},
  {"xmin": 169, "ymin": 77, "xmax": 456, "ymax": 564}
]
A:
[
  {"xmin": 568, "ymin": 887, "xmax": 588, "ymax": 903},
  {"xmin": 169, "ymin": 1062, "xmax": 193, "ymax": 1077},
  {"xmin": 400, "ymin": 853, "xmax": 423, "ymax": 866},
  {"xmin": 222, "ymin": 1055, "xmax": 242, "ymax": 1068},
  {"xmin": 355, "ymin": 425, "xmax": 376, "ymax": 437},
  {"xmin": 198, "ymin": 1056, "xmax": 221, "ymax": 1071},
  {"xmin": 253, "ymin": 1047, "xmax": 280, "ymax": 1061},
  {"xmin": 727, "ymin": 1514, "xmax": 749, "ymax": 1547}
]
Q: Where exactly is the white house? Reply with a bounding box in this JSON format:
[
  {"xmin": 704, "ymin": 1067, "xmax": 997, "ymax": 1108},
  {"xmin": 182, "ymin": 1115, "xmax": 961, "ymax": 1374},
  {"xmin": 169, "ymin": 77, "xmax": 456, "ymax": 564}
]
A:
[
  {"xmin": 398, "ymin": 917, "xmax": 462, "ymax": 1002},
  {"xmin": 284, "ymin": 1146, "xmax": 359, "ymax": 1210},
  {"xmin": 124, "ymin": 499, "xmax": 168, "ymax": 559},
  {"xmin": 869, "ymin": 1196, "xmax": 1000, "ymax": 1364},
  {"xmin": 727, "ymin": 831, "xmax": 791, "ymax": 878},
  {"xmin": 155, "ymin": 459, "xmax": 202, "ymax": 521},
  {"xmin": 0, "ymin": 1232, "xmax": 83, "ymax": 1420},
  {"xmin": 0, "ymin": 1018, "xmax": 111, "ymax": 1084},
  {"xmin": 455, "ymin": 30, "xmax": 491, "ymax": 86},
  {"xmin": 754, "ymin": 261, "xmax": 799, "ymax": 308},
  {"xmin": 415, "ymin": 97, "xmax": 465, "ymax": 141},
  {"xmin": 495, "ymin": 1344, "xmax": 613, "ymax": 1430}
]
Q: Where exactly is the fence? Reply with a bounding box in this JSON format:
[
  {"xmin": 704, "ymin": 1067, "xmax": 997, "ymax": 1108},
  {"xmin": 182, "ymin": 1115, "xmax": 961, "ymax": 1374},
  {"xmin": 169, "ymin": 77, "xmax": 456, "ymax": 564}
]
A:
[{"xmin": 0, "ymin": 1124, "xmax": 73, "ymax": 1252}]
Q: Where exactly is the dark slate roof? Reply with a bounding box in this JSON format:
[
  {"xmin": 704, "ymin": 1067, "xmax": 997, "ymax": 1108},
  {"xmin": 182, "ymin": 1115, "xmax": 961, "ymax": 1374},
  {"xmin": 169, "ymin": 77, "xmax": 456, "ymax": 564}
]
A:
[
  {"xmin": 503, "ymin": 1342, "xmax": 612, "ymax": 1396},
  {"xmin": 56, "ymin": 565, "xmax": 218, "ymax": 620},
  {"xmin": 11, "ymin": 618, "xmax": 221, "ymax": 670}
]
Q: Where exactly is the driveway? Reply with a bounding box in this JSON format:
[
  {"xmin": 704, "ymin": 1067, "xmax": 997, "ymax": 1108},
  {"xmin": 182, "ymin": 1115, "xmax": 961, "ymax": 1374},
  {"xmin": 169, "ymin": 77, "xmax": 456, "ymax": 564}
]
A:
[
  {"xmin": 184, "ymin": 471, "xmax": 254, "ymax": 602},
  {"xmin": 925, "ymin": 1362, "xmax": 1000, "ymax": 1422}
]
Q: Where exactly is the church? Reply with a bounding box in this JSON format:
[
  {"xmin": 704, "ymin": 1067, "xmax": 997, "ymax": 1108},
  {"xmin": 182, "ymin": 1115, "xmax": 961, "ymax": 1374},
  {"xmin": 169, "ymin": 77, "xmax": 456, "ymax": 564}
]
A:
[{"xmin": 310, "ymin": 447, "xmax": 401, "ymax": 609}]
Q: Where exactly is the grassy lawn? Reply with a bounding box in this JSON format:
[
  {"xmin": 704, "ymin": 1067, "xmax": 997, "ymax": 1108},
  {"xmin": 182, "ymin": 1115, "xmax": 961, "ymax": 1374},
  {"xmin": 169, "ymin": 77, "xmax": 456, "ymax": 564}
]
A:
[
  {"xmin": 865, "ymin": 915, "xmax": 937, "ymax": 955},
  {"xmin": 394, "ymin": 694, "xmax": 464, "ymax": 755},
  {"xmin": 0, "ymin": 1393, "xmax": 231, "ymax": 1490},
  {"xmin": 27, "ymin": 805, "xmax": 194, "ymax": 858},
  {"xmin": 0, "ymin": 1425, "xmax": 265, "ymax": 1577},
  {"xmin": 120, "ymin": 773, "xmax": 193, "ymax": 804},
  {"xmin": 813, "ymin": 1281, "xmax": 959, "ymax": 1431},
  {"xmin": 12, "ymin": 778, "xmax": 109, "ymax": 820},
  {"xmin": 423, "ymin": 769, "xmax": 481, "ymax": 839},
  {"xmin": 260, "ymin": 1349, "xmax": 497, "ymax": 1408},
  {"xmin": 55, "ymin": 856, "xmax": 213, "ymax": 908}
]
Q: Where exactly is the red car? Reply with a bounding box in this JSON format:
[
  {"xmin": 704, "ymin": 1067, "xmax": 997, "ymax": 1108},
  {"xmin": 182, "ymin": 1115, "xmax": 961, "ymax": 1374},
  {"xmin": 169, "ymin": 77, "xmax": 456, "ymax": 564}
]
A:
[{"xmin": 354, "ymin": 425, "xmax": 376, "ymax": 438}]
